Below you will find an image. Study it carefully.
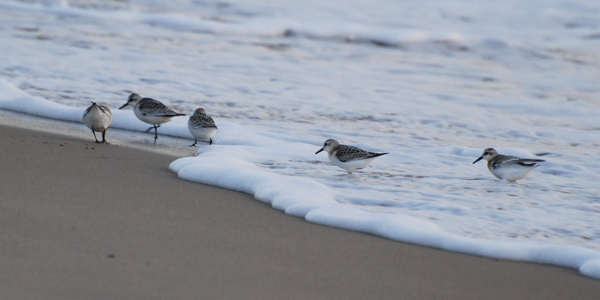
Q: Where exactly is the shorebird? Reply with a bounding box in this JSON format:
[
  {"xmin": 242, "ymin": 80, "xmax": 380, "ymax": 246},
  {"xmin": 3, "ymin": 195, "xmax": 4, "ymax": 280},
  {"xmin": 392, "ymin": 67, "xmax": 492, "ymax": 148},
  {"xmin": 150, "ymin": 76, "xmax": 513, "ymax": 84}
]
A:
[
  {"xmin": 188, "ymin": 108, "xmax": 218, "ymax": 147},
  {"xmin": 119, "ymin": 93, "xmax": 185, "ymax": 143},
  {"xmin": 472, "ymin": 148, "xmax": 545, "ymax": 182},
  {"xmin": 315, "ymin": 139, "xmax": 388, "ymax": 174},
  {"xmin": 82, "ymin": 102, "xmax": 113, "ymax": 143}
]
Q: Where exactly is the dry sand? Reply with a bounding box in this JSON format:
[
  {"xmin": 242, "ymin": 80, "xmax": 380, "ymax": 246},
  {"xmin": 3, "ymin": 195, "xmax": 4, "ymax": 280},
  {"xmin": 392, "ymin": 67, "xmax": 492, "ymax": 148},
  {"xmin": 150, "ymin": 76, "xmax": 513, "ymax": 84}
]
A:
[{"xmin": 0, "ymin": 121, "xmax": 598, "ymax": 300}]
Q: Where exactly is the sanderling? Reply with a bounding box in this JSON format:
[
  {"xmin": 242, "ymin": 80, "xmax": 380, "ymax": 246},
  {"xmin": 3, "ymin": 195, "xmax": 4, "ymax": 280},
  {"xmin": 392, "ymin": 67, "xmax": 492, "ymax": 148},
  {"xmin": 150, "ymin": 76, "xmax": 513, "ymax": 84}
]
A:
[
  {"xmin": 472, "ymin": 148, "xmax": 545, "ymax": 182},
  {"xmin": 82, "ymin": 102, "xmax": 113, "ymax": 143},
  {"xmin": 188, "ymin": 108, "xmax": 218, "ymax": 147},
  {"xmin": 119, "ymin": 93, "xmax": 185, "ymax": 143},
  {"xmin": 315, "ymin": 139, "xmax": 388, "ymax": 174}
]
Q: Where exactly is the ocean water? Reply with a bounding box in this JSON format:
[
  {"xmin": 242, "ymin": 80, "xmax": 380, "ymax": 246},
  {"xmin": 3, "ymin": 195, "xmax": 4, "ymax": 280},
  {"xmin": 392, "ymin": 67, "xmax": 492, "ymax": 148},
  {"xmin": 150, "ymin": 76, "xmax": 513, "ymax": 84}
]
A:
[{"xmin": 1, "ymin": 0, "xmax": 600, "ymax": 278}]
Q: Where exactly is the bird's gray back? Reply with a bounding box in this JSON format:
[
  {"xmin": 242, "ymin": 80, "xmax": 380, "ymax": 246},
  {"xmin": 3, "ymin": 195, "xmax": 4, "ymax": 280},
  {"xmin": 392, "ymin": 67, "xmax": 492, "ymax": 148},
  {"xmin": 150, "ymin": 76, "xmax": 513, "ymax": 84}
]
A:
[
  {"xmin": 334, "ymin": 145, "xmax": 370, "ymax": 162},
  {"xmin": 190, "ymin": 114, "xmax": 217, "ymax": 128},
  {"xmin": 490, "ymin": 154, "xmax": 544, "ymax": 169},
  {"xmin": 139, "ymin": 98, "xmax": 180, "ymax": 116},
  {"xmin": 84, "ymin": 104, "xmax": 112, "ymax": 117}
]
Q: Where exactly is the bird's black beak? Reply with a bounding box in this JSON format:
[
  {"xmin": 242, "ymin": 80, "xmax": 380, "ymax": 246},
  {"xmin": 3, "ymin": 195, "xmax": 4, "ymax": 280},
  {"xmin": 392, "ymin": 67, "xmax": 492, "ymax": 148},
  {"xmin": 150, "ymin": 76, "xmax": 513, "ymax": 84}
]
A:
[
  {"xmin": 118, "ymin": 103, "xmax": 128, "ymax": 110},
  {"xmin": 472, "ymin": 156, "xmax": 483, "ymax": 164},
  {"xmin": 315, "ymin": 148, "xmax": 324, "ymax": 154}
]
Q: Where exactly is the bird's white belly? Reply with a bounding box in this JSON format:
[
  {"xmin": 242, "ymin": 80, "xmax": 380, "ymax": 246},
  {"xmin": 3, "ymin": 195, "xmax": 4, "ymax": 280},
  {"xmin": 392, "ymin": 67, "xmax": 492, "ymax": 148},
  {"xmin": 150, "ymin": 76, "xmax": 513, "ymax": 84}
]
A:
[
  {"xmin": 330, "ymin": 154, "xmax": 376, "ymax": 173},
  {"xmin": 83, "ymin": 112, "xmax": 112, "ymax": 132},
  {"xmin": 188, "ymin": 125, "xmax": 217, "ymax": 140},
  {"xmin": 491, "ymin": 165, "xmax": 536, "ymax": 182},
  {"xmin": 134, "ymin": 107, "xmax": 172, "ymax": 125}
]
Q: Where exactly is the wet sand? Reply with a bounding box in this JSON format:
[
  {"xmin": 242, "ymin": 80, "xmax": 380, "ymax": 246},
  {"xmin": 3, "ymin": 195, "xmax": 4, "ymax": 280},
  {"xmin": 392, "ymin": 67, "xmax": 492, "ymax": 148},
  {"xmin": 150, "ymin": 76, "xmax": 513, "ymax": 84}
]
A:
[{"xmin": 0, "ymin": 122, "xmax": 598, "ymax": 300}]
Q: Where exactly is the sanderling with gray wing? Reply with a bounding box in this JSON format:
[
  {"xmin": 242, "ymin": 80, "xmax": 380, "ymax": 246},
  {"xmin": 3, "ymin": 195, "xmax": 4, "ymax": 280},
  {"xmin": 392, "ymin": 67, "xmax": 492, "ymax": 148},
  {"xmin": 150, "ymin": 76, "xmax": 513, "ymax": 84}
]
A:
[
  {"xmin": 188, "ymin": 107, "xmax": 218, "ymax": 147},
  {"xmin": 82, "ymin": 102, "xmax": 113, "ymax": 143},
  {"xmin": 315, "ymin": 139, "xmax": 388, "ymax": 174},
  {"xmin": 119, "ymin": 93, "xmax": 185, "ymax": 143},
  {"xmin": 473, "ymin": 148, "xmax": 545, "ymax": 182}
]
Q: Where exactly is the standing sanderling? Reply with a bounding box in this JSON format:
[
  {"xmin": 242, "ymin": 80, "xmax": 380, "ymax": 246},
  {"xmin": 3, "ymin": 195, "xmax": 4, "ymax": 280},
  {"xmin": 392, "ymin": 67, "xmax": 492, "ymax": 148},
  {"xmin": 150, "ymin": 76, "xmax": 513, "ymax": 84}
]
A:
[
  {"xmin": 315, "ymin": 139, "xmax": 388, "ymax": 174},
  {"xmin": 472, "ymin": 148, "xmax": 545, "ymax": 182},
  {"xmin": 188, "ymin": 108, "xmax": 218, "ymax": 147},
  {"xmin": 119, "ymin": 93, "xmax": 185, "ymax": 143},
  {"xmin": 82, "ymin": 102, "xmax": 113, "ymax": 144}
]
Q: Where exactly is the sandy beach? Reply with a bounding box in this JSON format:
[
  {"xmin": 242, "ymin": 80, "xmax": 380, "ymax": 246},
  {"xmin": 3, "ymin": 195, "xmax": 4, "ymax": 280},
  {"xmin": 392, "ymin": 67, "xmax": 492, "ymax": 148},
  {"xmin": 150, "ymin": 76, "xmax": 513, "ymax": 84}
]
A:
[{"xmin": 0, "ymin": 120, "xmax": 598, "ymax": 300}]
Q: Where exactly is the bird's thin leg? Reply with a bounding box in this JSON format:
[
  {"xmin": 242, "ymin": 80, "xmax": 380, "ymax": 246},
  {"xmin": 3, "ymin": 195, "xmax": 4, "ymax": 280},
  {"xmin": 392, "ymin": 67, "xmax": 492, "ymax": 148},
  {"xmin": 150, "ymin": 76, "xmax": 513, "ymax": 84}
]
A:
[
  {"xmin": 190, "ymin": 138, "xmax": 197, "ymax": 147},
  {"xmin": 101, "ymin": 129, "xmax": 109, "ymax": 144},
  {"xmin": 209, "ymin": 138, "xmax": 213, "ymax": 145},
  {"xmin": 153, "ymin": 124, "xmax": 159, "ymax": 144},
  {"xmin": 91, "ymin": 127, "xmax": 100, "ymax": 143}
]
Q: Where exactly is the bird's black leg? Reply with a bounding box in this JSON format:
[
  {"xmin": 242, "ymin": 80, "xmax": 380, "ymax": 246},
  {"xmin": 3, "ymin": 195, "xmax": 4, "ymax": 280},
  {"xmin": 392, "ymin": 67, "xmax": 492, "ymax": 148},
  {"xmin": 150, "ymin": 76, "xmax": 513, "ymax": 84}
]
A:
[
  {"xmin": 153, "ymin": 124, "xmax": 159, "ymax": 144},
  {"xmin": 91, "ymin": 127, "xmax": 100, "ymax": 143},
  {"xmin": 190, "ymin": 138, "xmax": 197, "ymax": 147},
  {"xmin": 209, "ymin": 138, "xmax": 213, "ymax": 145},
  {"xmin": 146, "ymin": 124, "xmax": 161, "ymax": 132},
  {"xmin": 101, "ymin": 130, "xmax": 109, "ymax": 144}
]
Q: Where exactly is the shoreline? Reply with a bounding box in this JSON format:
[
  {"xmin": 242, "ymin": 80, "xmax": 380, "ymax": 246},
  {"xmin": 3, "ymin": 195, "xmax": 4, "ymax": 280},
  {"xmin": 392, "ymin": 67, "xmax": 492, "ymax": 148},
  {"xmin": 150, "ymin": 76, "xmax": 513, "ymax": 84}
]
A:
[{"xmin": 0, "ymin": 113, "xmax": 599, "ymax": 299}]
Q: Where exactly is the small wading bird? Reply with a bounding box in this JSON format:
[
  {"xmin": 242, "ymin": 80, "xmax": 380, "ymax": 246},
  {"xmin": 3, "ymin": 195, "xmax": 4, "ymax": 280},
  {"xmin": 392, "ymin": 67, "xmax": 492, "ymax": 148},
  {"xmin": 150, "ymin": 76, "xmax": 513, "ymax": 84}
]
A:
[
  {"xmin": 82, "ymin": 102, "xmax": 113, "ymax": 143},
  {"xmin": 119, "ymin": 93, "xmax": 185, "ymax": 143},
  {"xmin": 188, "ymin": 108, "xmax": 218, "ymax": 147},
  {"xmin": 473, "ymin": 148, "xmax": 545, "ymax": 182},
  {"xmin": 315, "ymin": 139, "xmax": 388, "ymax": 174}
]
